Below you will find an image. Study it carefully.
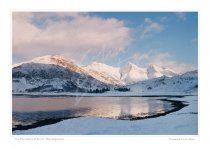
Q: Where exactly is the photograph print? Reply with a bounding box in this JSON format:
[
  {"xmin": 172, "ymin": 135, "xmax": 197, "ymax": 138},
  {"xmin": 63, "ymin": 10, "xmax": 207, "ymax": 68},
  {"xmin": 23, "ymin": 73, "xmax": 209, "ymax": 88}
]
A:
[{"xmin": 12, "ymin": 12, "xmax": 198, "ymax": 135}]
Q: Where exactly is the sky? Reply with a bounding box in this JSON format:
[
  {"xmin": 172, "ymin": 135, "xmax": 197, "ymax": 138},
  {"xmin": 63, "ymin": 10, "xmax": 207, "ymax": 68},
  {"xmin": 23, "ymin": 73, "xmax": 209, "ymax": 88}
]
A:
[{"xmin": 12, "ymin": 12, "xmax": 198, "ymax": 73}]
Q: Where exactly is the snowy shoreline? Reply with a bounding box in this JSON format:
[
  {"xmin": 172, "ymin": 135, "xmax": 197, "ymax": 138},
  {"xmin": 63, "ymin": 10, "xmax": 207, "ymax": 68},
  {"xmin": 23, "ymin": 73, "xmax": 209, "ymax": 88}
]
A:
[{"xmin": 12, "ymin": 91, "xmax": 197, "ymax": 97}]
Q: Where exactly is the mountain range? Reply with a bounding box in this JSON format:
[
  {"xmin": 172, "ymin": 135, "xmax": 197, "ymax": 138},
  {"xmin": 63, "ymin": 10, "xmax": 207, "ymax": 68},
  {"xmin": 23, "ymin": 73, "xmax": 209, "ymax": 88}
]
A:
[
  {"xmin": 12, "ymin": 55, "xmax": 197, "ymax": 93},
  {"xmin": 128, "ymin": 70, "xmax": 198, "ymax": 93}
]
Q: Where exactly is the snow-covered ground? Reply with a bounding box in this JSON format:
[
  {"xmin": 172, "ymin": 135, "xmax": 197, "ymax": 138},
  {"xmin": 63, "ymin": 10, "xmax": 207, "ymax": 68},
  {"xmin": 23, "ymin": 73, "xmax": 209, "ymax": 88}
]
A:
[
  {"xmin": 12, "ymin": 91, "xmax": 197, "ymax": 97},
  {"xmin": 13, "ymin": 95, "xmax": 198, "ymax": 135}
]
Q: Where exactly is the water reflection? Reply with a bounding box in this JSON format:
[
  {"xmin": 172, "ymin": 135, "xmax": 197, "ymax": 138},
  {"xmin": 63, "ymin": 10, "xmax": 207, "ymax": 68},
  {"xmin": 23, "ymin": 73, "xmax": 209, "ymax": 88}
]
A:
[{"xmin": 12, "ymin": 96, "xmax": 183, "ymax": 130}]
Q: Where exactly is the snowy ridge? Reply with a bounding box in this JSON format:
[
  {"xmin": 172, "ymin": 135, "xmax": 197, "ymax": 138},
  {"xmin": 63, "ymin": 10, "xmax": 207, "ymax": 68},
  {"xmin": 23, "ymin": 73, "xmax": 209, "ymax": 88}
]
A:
[
  {"xmin": 12, "ymin": 55, "xmax": 69, "ymax": 68},
  {"xmin": 84, "ymin": 62, "xmax": 123, "ymax": 86},
  {"xmin": 120, "ymin": 62, "xmax": 148, "ymax": 84},
  {"xmin": 128, "ymin": 70, "xmax": 198, "ymax": 93},
  {"xmin": 84, "ymin": 62, "xmax": 178, "ymax": 85},
  {"xmin": 13, "ymin": 55, "xmax": 87, "ymax": 75},
  {"xmin": 147, "ymin": 65, "xmax": 177, "ymax": 79}
]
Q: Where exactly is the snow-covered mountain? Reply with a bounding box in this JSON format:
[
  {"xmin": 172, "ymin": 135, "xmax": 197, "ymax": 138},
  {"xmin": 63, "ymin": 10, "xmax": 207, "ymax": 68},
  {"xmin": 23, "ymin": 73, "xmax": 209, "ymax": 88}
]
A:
[
  {"xmin": 12, "ymin": 55, "xmax": 111, "ymax": 93},
  {"xmin": 13, "ymin": 55, "xmax": 86, "ymax": 74},
  {"xmin": 147, "ymin": 65, "xmax": 177, "ymax": 79},
  {"xmin": 120, "ymin": 62, "xmax": 147, "ymax": 84},
  {"xmin": 84, "ymin": 62, "xmax": 124, "ymax": 86},
  {"xmin": 12, "ymin": 55, "xmax": 197, "ymax": 93},
  {"xmin": 127, "ymin": 70, "xmax": 198, "ymax": 93},
  {"xmin": 84, "ymin": 62, "xmax": 177, "ymax": 85}
]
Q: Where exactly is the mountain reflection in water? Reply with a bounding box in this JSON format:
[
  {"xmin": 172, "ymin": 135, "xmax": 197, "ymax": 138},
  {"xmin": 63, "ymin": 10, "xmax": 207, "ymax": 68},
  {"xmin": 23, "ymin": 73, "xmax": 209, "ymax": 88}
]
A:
[{"xmin": 12, "ymin": 96, "xmax": 187, "ymax": 131}]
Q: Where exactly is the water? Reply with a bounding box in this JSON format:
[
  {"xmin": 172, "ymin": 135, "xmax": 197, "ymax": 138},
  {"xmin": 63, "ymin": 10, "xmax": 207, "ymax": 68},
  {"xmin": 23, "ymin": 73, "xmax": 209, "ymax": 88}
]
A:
[{"xmin": 12, "ymin": 96, "xmax": 187, "ymax": 131}]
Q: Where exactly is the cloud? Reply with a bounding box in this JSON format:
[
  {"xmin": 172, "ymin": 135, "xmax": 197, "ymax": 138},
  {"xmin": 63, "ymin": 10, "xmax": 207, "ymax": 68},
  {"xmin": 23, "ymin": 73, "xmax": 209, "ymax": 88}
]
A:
[
  {"xmin": 140, "ymin": 18, "xmax": 163, "ymax": 39},
  {"xmin": 13, "ymin": 12, "xmax": 131, "ymax": 63},
  {"xmin": 175, "ymin": 12, "xmax": 186, "ymax": 21}
]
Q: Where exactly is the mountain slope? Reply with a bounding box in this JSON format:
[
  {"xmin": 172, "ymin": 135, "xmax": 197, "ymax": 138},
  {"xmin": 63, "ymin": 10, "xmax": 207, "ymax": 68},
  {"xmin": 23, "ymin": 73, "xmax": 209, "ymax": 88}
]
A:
[
  {"xmin": 84, "ymin": 62, "xmax": 123, "ymax": 86},
  {"xmin": 147, "ymin": 65, "xmax": 177, "ymax": 79},
  {"xmin": 120, "ymin": 62, "xmax": 147, "ymax": 84},
  {"xmin": 127, "ymin": 70, "xmax": 198, "ymax": 93},
  {"xmin": 13, "ymin": 55, "xmax": 86, "ymax": 74},
  {"xmin": 12, "ymin": 55, "xmax": 110, "ymax": 93}
]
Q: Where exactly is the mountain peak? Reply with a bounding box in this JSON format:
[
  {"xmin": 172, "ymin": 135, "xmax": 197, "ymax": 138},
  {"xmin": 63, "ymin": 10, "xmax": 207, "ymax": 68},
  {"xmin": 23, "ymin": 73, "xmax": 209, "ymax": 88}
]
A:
[
  {"xmin": 148, "ymin": 64, "xmax": 176, "ymax": 73},
  {"xmin": 13, "ymin": 55, "xmax": 76, "ymax": 68},
  {"xmin": 32, "ymin": 54, "xmax": 74, "ymax": 64},
  {"xmin": 148, "ymin": 64, "xmax": 161, "ymax": 71},
  {"xmin": 120, "ymin": 62, "xmax": 148, "ymax": 84},
  {"xmin": 147, "ymin": 64, "xmax": 177, "ymax": 79},
  {"xmin": 84, "ymin": 61, "xmax": 122, "ymax": 86},
  {"xmin": 89, "ymin": 61, "xmax": 107, "ymax": 67},
  {"xmin": 128, "ymin": 62, "xmax": 138, "ymax": 68},
  {"xmin": 123, "ymin": 62, "xmax": 141, "ymax": 72},
  {"xmin": 86, "ymin": 61, "xmax": 120, "ymax": 70},
  {"xmin": 128, "ymin": 62, "xmax": 136, "ymax": 66}
]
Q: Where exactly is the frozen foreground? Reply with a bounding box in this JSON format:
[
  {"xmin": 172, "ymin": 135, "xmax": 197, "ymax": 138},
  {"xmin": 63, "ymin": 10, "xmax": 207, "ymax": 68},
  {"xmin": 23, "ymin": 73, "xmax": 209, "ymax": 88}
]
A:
[{"xmin": 13, "ymin": 96, "xmax": 198, "ymax": 135}]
